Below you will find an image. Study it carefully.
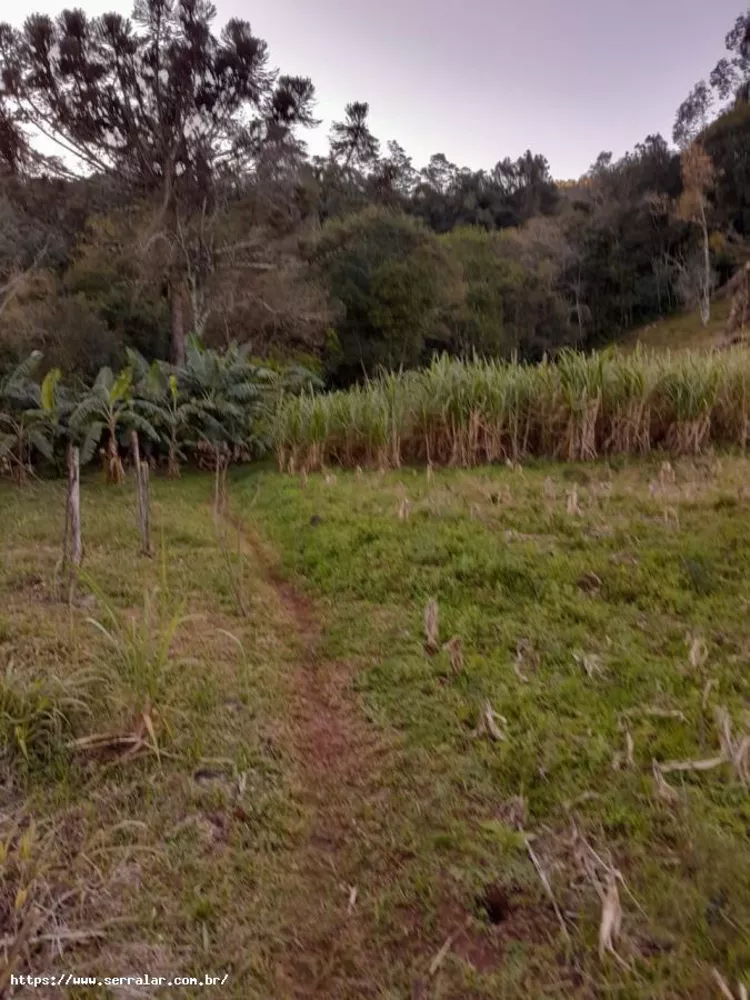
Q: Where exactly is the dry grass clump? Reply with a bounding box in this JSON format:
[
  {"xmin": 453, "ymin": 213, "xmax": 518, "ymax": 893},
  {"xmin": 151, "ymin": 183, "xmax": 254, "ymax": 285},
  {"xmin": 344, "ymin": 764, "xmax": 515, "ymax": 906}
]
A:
[
  {"xmin": 442, "ymin": 635, "xmax": 463, "ymax": 673},
  {"xmin": 650, "ymin": 705, "xmax": 750, "ymax": 798},
  {"xmin": 472, "ymin": 700, "xmax": 507, "ymax": 741},
  {"xmin": 275, "ymin": 347, "xmax": 750, "ymax": 471}
]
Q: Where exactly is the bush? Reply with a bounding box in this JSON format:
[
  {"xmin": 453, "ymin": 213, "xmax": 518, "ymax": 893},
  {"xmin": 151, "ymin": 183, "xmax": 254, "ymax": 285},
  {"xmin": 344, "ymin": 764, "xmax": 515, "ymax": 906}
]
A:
[{"xmin": 310, "ymin": 207, "xmax": 453, "ymax": 383}]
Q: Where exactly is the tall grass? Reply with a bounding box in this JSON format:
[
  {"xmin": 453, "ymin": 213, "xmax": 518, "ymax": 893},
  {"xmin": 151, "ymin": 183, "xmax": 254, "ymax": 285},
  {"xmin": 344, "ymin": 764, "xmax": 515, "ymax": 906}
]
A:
[
  {"xmin": 0, "ymin": 664, "xmax": 93, "ymax": 767},
  {"xmin": 274, "ymin": 347, "xmax": 750, "ymax": 471}
]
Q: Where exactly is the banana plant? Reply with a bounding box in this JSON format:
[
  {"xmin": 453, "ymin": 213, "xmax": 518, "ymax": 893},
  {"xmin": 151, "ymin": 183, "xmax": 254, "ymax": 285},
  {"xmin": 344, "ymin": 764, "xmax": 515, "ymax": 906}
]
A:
[
  {"xmin": 147, "ymin": 370, "xmax": 220, "ymax": 478},
  {"xmin": 69, "ymin": 366, "xmax": 161, "ymax": 483},
  {"xmin": 169, "ymin": 337, "xmax": 278, "ymax": 464},
  {"xmin": 0, "ymin": 353, "xmax": 59, "ymax": 484},
  {"xmin": 161, "ymin": 373, "xmax": 231, "ymax": 477},
  {"xmin": 126, "ymin": 349, "xmax": 219, "ymax": 476}
]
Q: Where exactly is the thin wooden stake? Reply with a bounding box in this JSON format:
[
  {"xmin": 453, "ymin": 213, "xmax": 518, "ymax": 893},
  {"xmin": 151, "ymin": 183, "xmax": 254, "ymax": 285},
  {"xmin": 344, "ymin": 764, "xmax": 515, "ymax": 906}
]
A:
[
  {"xmin": 221, "ymin": 459, "xmax": 228, "ymax": 513},
  {"xmin": 131, "ymin": 430, "xmax": 143, "ymax": 539},
  {"xmin": 213, "ymin": 447, "xmax": 228, "ymax": 518},
  {"xmin": 214, "ymin": 449, "xmax": 221, "ymax": 518},
  {"xmin": 137, "ymin": 460, "xmax": 152, "ymax": 556},
  {"xmin": 61, "ymin": 451, "xmax": 71, "ymax": 590}
]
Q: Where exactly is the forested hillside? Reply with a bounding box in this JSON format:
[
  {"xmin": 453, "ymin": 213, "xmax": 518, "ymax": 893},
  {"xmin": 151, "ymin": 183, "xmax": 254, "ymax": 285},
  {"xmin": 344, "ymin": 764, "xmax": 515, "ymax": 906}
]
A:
[{"xmin": 0, "ymin": 2, "xmax": 749, "ymax": 387}]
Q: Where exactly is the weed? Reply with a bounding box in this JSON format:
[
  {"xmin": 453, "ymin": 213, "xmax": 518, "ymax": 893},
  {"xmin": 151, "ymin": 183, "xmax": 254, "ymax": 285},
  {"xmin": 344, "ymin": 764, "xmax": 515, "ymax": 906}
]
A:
[
  {"xmin": 682, "ymin": 553, "xmax": 716, "ymax": 595},
  {"xmin": 0, "ymin": 664, "xmax": 91, "ymax": 767},
  {"xmin": 85, "ymin": 583, "xmax": 184, "ymax": 709}
]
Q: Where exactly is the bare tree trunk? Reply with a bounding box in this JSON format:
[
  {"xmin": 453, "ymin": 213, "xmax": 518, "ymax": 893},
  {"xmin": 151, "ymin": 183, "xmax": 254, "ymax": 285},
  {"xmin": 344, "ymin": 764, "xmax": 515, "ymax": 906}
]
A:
[
  {"xmin": 699, "ymin": 202, "xmax": 711, "ymax": 327},
  {"xmin": 10, "ymin": 420, "xmax": 28, "ymax": 486},
  {"xmin": 106, "ymin": 430, "xmax": 125, "ymax": 485},
  {"xmin": 62, "ymin": 444, "xmax": 82, "ymax": 605},
  {"xmin": 170, "ymin": 276, "xmax": 186, "ymax": 367},
  {"xmin": 167, "ymin": 439, "xmax": 180, "ymax": 478},
  {"xmin": 187, "ymin": 273, "xmax": 210, "ymax": 340}
]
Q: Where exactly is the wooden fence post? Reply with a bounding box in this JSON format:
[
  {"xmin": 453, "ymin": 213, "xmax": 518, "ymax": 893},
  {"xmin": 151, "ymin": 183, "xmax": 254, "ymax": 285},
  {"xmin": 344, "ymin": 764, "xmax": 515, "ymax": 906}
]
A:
[
  {"xmin": 220, "ymin": 454, "xmax": 228, "ymax": 515},
  {"xmin": 130, "ymin": 429, "xmax": 141, "ymax": 470},
  {"xmin": 139, "ymin": 461, "xmax": 152, "ymax": 556},
  {"xmin": 61, "ymin": 443, "xmax": 82, "ymax": 604},
  {"xmin": 130, "ymin": 430, "xmax": 152, "ymax": 556},
  {"xmin": 131, "ymin": 430, "xmax": 142, "ymax": 532},
  {"xmin": 135, "ymin": 459, "xmax": 152, "ymax": 557},
  {"xmin": 213, "ymin": 446, "xmax": 228, "ymax": 519}
]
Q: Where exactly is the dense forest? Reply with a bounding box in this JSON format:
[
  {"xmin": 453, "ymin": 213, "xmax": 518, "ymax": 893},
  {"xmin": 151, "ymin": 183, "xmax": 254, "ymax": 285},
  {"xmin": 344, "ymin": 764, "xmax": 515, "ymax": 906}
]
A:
[{"xmin": 0, "ymin": 0, "xmax": 749, "ymax": 389}]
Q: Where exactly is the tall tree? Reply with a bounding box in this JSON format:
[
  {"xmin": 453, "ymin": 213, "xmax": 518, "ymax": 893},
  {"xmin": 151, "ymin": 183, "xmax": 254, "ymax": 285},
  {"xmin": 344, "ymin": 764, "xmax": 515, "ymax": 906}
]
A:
[
  {"xmin": 677, "ymin": 143, "xmax": 716, "ymax": 326},
  {"xmin": 329, "ymin": 102, "xmax": 380, "ymax": 170},
  {"xmin": 703, "ymin": 101, "xmax": 750, "ymax": 238},
  {"xmin": 674, "ymin": 8, "xmax": 750, "ymax": 146},
  {"xmin": 368, "ymin": 141, "xmax": 416, "ymax": 205},
  {"xmin": 709, "ymin": 8, "xmax": 750, "ymax": 103},
  {"xmin": 0, "ymin": 0, "xmax": 317, "ymax": 364},
  {"xmin": 673, "ymin": 81, "xmax": 714, "ymax": 148},
  {"xmin": 310, "ymin": 207, "xmax": 449, "ymax": 382}
]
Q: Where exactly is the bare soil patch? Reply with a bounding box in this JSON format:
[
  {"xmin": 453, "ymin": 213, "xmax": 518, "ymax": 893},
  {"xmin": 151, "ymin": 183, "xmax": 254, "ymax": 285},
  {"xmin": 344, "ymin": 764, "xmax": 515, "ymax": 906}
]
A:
[{"xmin": 230, "ymin": 515, "xmax": 388, "ymax": 998}]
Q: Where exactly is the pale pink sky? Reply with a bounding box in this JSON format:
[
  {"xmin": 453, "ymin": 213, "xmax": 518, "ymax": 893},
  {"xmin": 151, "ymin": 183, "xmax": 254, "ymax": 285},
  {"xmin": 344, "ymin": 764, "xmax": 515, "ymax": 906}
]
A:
[{"xmin": 9, "ymin": 0, "xmax": 745, "ymax": 178}]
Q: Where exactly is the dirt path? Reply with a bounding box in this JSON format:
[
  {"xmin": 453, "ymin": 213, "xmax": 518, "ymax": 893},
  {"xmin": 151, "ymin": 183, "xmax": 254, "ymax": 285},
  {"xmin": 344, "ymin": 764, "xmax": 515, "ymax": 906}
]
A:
[{"xmin": 229, "ymin": 514, "xmax": 387, "ymax": 999}]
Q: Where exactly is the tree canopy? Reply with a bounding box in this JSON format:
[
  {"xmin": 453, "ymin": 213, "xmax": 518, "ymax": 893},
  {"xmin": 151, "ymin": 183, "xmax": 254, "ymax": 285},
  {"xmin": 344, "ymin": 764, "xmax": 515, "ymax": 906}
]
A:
[{"xmin": 0, "ymin": 0, "xmax": 317, "ymax": 362}]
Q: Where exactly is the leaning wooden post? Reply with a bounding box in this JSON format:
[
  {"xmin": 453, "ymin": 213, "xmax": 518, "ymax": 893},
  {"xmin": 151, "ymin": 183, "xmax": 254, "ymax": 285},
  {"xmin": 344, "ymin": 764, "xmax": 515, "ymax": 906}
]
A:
[{"xmin": 64, "ymin": 444, "xmax": 82, "ymax": 605}]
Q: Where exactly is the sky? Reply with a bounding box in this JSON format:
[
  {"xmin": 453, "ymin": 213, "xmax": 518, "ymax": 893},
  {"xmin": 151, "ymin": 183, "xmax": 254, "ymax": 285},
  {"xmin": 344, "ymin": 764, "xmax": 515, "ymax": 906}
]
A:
[{"xmin": 7, "ymin": 0, "xmax": 745, "ymax": 179}]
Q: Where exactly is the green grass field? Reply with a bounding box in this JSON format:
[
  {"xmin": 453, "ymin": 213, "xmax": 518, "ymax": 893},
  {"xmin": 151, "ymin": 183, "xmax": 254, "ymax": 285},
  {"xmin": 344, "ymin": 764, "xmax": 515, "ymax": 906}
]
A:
[
  {"xmin": 628, "ymin": 297, "xmax": 733, "ymax": 351},
  {"xmin": 1, "ymin": 458, "xmax": 749, "ymax": 998}
]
